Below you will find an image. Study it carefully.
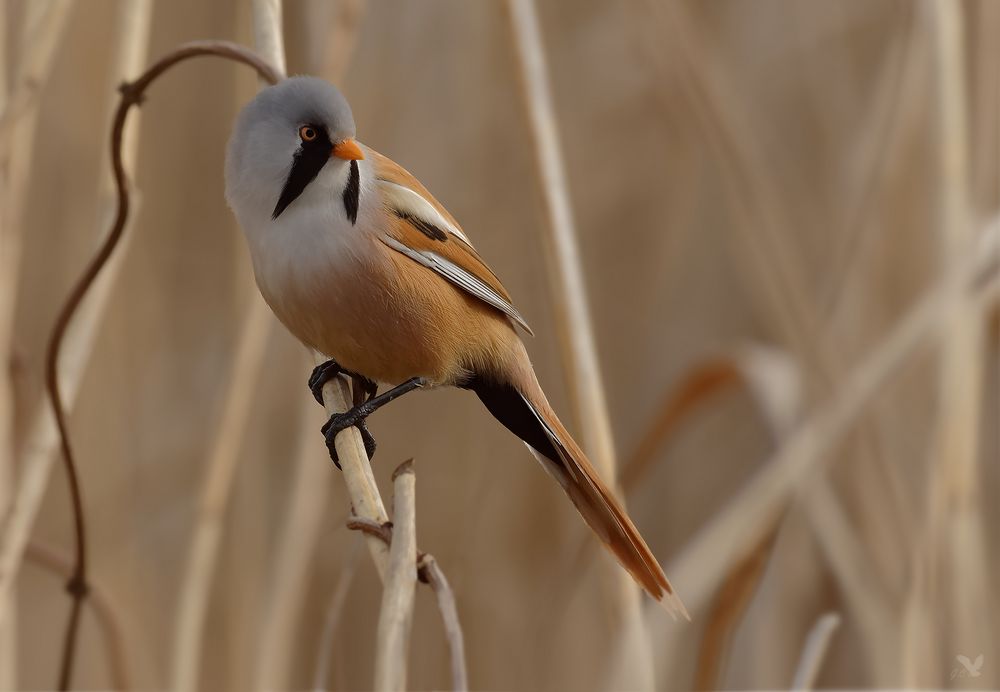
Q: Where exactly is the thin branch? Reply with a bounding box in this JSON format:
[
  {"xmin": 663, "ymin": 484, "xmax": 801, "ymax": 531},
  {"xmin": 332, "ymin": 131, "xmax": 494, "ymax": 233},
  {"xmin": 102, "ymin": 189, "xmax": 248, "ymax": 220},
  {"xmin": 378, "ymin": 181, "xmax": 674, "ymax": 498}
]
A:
[
  {"xmin": 347, "ymin": 514, "xmax": 469, "ymax": 692},
  {"xmin": 374, "ymin": 460, "xmax": 418, "ymax": 692},
  {"xmin": 417, "ymin": 553, "xmax": 468, "ymax": 692},
  {"xmin": 322, "ymin": 373, "xmax": 391, "ymax": 575},
  {"xmin": 790, "ymin": 612, "xmax": 841, "ymax": 689},
  {"xmin": 40, "ymin": 39, "xmax": 280, "ymax": 691},
  {"xmin": 24, "ymin": 541, "xmax": 131, "ymax": 690}
]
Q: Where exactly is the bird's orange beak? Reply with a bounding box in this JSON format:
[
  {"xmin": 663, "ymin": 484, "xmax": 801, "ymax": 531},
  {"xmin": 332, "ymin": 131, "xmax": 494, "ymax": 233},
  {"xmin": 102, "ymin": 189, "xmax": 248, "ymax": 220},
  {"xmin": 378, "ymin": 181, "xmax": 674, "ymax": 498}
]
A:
[{"xmin": 331, "ymin": 138, "xmax": 365, "ymax": 161}]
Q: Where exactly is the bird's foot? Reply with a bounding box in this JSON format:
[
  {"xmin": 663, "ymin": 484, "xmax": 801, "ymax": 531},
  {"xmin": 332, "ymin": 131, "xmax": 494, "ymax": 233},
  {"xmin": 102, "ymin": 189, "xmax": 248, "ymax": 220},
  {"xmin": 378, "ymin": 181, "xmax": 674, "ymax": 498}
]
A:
[
  {"xmin": 322, "ymin": 410, "xmax": 377, "ymax": 469},
  {"xmin": 309, "ymin": 359, "xmax": 377, "ymax": 405}
]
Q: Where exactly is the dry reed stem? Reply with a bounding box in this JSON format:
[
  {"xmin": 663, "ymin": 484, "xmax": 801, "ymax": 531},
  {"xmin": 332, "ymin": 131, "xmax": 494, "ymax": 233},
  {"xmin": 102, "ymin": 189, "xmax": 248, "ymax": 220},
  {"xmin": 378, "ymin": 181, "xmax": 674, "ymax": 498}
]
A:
[
  {"xmin": 918, "ymin": 2, "xmax": 994, "ymax": 684},
  {"xmin": 0, "ymin": 4, "xmax": 76, "ymax": 679},
  {"xmin": 621, "ymin": 360, "xmax": 741, "ymax": 492},
  {"xmin": 348, "ymin": 516, "xmax": 468, "ymax": 692},
  {"xmin": 374, "ymin": 460, "xmax": 418, "ymax": 692},
  {"xmin": 0, "ymin": 1, "xmax": 151, "ymax": 687},
  {"xmin": 252, "ymin": 403, "xmax": 331, "ymax": 690},
  {"xmin": 312, "ymin": 540, "xmax": 361, "ymax": 691},
  {"xmin": 687, "ymin": 347, "xmax": 798, "ymax": 689},
  {"xmin": 635, "ymin": 3, "xmax": 917, "ymax": 681},
  {"xmin": 790, "ymin": 612, "xmax": 841, "ymax": 689},
  {"xmin": 694, "ymin": 526, "xmax": 780, "ymax": 690},
  {"xmin": 252, "ymin": 5, "xmax": 367, "ymax": 686},
  {"xmin": 504, "ymin": 0, "xmax": 616, "ymax": 481},
  {"xmin": 322, "ymin": 373, "xmax": 391, "ymax": 575},
  {"xmin": 505, "ymin": 1, "xmax": 655, "ymax": 686},
  {"xmin": 25, "ymin": 541, "xmax": 131, "ymax": 690},
  {"xmin": 643, "ymin": 0, "xmax": 913, "ymax": 602},
  {"xmin": 170, "ymin": 298, "xmax": 275, "ymax": 692},
  {"xmin": 0, "ymin": 1, "xmax": 9, "ymax": 682},
  {"xmin": 169, "ymin": 6, "xmax": 288, "ymax": 689},
  {"xmin": 417, "ymin": 553, "xmax": 468, "ymax": 692},
  {"xmin": 644, "ymin": 220, "xmax": 999, "ymax": 679}
]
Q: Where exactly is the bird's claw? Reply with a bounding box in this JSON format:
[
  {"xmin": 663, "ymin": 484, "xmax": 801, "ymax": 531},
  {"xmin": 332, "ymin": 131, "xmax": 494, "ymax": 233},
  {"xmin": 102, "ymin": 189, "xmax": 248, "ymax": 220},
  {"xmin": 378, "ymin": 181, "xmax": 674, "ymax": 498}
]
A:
[
  {"xmin": 322, "ymin": 413, "xmax": 377, "ymax": 469},
  {"xmin": 309, "ymin": 359, "xmax": 377, "ymax": 406}
]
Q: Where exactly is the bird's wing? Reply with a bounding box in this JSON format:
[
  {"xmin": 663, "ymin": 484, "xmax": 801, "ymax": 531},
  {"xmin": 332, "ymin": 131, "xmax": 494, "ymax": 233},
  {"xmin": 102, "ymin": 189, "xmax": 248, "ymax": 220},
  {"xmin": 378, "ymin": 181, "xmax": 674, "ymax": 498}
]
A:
[{"xmin": 368, "ymin": 148, "xmax": 533, "ymax": 335}]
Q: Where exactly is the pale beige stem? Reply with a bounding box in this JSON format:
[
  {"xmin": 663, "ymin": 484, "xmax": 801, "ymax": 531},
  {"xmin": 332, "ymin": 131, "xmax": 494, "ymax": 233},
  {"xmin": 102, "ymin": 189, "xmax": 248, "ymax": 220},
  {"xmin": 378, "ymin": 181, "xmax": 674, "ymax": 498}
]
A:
[
  {"xmin": 253, "ymin": 4, "xmax": 367, "ymax": 686},
  {"xmin": 790, "ymin": 613, "xmax": 841, "ymax": 690},
  {"xmin": 253, "ymin": 404, "xmax": 331, "ymax": 691},
  {"xmin": 918, "ymin": 1, "xmax": 994, "ymax": 685},
  {"xmin": 0, "ymin": 0, "xmax": 151, "ymax": 652},
  {"xmin": 312, "ymin": 540, "xmax": 361, "ymax": 691},
  {"xmin": 169, "ymin": 5, "xmax": 287, "ymax": 688},
  {"xmin": 169, "ymin": 296, "xmax": 274, "ymax": 692},
  {"xmin": 373, "ymin": 461, "xmax": 418, "ymax": 692},
  {"xmin": 505, "ymin": 0, "xmax": 654, "ymax": 687},
  {"xmin": 252, "ymin": 0, "xmax": 286, "ymax": 78},
  {"xmin": 0, "ymin": 4, "xmax": 76, "ymax": 681},
  {"xmin": 418, "ymin": 553, "xmax": 468, "ymax": 692},
  {"xmin": 321, "ymin": 371, "xmax": 391, "ymax": 575}
]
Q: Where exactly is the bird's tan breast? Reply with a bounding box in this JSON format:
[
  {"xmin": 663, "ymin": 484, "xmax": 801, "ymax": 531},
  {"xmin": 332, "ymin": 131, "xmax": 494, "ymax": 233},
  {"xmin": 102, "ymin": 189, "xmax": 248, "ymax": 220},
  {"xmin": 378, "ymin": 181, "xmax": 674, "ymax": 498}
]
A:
[{"xmin": 257, "ymin": 233, "xmax": 516, "ymax": 387}]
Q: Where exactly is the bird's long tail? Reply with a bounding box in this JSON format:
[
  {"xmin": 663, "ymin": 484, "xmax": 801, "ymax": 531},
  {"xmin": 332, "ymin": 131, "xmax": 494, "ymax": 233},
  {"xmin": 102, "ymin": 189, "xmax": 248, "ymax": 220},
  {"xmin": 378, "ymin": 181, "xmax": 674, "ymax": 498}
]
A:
[{"xmin": 465, "ymin": 363, "xmax": 688, "ymax": 619}]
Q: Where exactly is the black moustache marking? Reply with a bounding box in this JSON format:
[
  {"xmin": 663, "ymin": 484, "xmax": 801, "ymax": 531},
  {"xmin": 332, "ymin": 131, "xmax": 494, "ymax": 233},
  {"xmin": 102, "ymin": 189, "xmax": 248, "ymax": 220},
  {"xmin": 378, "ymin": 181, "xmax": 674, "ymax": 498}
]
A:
[
  {"xmin": 394, "ymin": 209, "xmax": 447, "ymax": 241},
  {"xmin": 272, "ymin": 131, "xmax": 332, "ymax": 220},
  {"xmin": 343, "ymin": 160, "xmax": 360, "ymax": 225}
]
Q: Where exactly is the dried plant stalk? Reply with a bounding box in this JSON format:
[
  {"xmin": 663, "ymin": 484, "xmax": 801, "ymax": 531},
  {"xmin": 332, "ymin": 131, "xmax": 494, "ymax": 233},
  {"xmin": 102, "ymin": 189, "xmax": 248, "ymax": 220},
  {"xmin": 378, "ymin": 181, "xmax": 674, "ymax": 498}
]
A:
[
  {"xmin": 418, "ymin": 553, "xmax": 468, "ymax": 692},
  {"xmin": 312, "ymin": 541, "xmax": 361, "ymax": 691},
  {"xmin": 169, "ymin": 10, "xmax": 288, "ymax": 689},
  {"xmin": 0, "ymin": 3, "xmax": 77, "ymax": 679},
  {"xmin": 505, "ymin": 1, "xmax": 654, "ymax": 687},
  {"xmin": 374, "ymin": 461, "xmax": 418, "ymax": 692},
  {"xmin": 919, "ymin": 2, "xmax": 994, "ymax": 685},
  {"xmin": 321, "ymin": 372, "xmax": 392, "ymax": 575},
  {"xmin": 694, "ymin": 524, "xmax": 780, "ymax": 690},
  {"xmin": 790, "ymin": 612, "xmax": 841, "ymax": 689},
  {"xmin": 253, "ymin": 5, "xmax": 367, "ymax": 686},
  {"xmin": 170, "ymin": 297, "xmax": 274, "ymax": 692}
]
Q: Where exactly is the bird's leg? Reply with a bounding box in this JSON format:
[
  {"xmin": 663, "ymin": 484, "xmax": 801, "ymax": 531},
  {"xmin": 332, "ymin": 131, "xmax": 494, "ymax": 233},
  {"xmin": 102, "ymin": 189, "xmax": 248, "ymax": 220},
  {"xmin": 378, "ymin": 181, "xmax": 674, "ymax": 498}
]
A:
[
  {"xmin": 308, "ymin": 358, "xmax": 377, "ymax": 406},
  {"xmin": 322, "ymin": 377, "xmax": 426, "ymax": 467}
]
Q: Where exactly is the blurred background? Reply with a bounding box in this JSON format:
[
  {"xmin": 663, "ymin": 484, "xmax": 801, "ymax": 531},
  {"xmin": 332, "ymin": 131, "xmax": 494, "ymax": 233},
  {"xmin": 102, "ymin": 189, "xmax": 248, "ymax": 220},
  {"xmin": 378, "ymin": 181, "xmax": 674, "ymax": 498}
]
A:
[{"xmin": 1, "ymin": 0, "xmax": 998, "ymax": 689}]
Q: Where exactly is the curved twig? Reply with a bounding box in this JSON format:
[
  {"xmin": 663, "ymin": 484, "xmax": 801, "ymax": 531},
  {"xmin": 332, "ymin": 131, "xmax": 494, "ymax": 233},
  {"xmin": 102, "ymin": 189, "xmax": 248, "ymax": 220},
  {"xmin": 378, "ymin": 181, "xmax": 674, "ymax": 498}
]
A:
[{"xmin": 43, "ymin": 40, "xmax": 280, "ymax": 690}]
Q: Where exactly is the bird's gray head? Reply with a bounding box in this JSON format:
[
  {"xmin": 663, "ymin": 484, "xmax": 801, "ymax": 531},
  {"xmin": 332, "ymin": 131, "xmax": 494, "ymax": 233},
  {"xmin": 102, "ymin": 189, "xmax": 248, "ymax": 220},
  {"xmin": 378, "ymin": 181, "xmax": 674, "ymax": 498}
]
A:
[{"xmin": 225, "ymin": 76, "xmax": 364, "ymax": 222}]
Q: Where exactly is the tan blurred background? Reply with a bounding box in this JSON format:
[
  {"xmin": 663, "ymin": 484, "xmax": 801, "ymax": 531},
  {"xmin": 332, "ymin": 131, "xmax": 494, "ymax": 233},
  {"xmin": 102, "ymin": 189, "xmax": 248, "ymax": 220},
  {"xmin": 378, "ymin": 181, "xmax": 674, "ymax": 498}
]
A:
[{"xmin": 2, "ymin": 0, "xmax": 998, "ymax": 689}]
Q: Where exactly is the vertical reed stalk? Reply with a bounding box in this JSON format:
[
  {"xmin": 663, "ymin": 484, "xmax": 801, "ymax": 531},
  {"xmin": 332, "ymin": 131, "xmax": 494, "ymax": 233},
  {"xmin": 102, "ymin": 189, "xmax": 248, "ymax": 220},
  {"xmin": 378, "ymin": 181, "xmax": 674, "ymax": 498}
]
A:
[
  {"xmin": 373, "ymin": 461, "xmax": 418, "ymax": 692},
  {"xmin": 919, "ymin": 1, "xmax": 994, "ymax": 685},
  {"xmin": 169, "ymin": 5, "xmax": 289, "ymax": 690},
  {"xmin": 504, "ymin": 0, "xmax": 655, "ymax": 687},
  {"xmin": 251, "ymin": 2, "xmax": 367, "ymax": 685}
]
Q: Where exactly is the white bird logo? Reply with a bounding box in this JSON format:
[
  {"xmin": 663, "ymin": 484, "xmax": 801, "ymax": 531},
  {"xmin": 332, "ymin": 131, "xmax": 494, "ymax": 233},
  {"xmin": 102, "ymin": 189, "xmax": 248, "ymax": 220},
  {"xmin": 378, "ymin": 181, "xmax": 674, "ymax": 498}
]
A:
[{"xmin": 956, "ymin": 654, "xmax": 984, "ymax": 677}]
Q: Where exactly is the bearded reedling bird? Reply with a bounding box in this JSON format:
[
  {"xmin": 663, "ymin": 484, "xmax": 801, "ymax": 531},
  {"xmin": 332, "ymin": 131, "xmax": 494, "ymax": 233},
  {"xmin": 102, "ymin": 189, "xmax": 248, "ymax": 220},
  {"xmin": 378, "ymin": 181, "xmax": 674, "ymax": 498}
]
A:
[{"xmin": 224, "ymin": 76, "xmax": 686, "ymax": 617}]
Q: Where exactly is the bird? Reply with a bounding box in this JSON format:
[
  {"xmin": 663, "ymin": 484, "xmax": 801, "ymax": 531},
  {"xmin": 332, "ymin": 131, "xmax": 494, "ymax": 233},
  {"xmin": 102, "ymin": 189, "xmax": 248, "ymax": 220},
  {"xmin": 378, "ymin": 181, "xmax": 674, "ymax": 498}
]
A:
[{"xmin": 224, "ymin": 76, "xmax": 686, "ymax": 618}]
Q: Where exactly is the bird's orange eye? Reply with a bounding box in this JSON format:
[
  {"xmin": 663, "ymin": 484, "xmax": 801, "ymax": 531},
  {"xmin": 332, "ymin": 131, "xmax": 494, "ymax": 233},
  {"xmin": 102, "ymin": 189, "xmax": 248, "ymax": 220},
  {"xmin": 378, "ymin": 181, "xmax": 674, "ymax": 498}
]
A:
[{"xmin": 299, "ymin": 125, "xmax": 318, "ymax": 142}]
